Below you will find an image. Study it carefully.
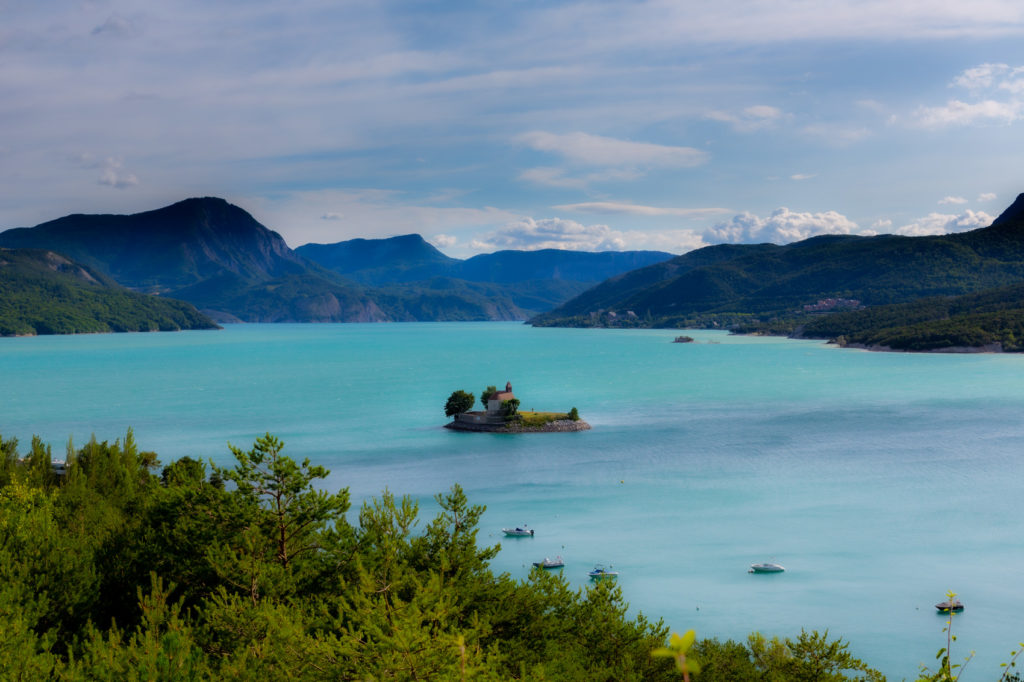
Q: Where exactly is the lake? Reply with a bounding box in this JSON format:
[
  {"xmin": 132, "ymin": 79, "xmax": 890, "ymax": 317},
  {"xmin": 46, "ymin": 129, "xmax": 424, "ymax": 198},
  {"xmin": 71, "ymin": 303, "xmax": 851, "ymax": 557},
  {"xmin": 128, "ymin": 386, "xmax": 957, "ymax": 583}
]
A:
[{"xmin": 3, "ymin": 322, "xmax": 1023, "ymax": 680}]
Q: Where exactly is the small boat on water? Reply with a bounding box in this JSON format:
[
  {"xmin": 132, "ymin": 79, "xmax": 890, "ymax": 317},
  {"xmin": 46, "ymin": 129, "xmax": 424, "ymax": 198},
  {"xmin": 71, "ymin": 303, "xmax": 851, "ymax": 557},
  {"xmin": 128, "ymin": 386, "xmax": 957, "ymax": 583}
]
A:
[
  {"xmin": 588, "ymin": 565, "xmax": 618, "ymax": 580},
  {"xmin": 532, "ymin": 556, "xmax": 564, "ymax": 569},
  {"xmin": 502, "ymin": 526, "xmax": 534, "ymax": 537},
  {"xmin": 936, "ymin": 599, "xmax": 964, "ymax": 613},
  {"xmin": 749, "ymin": 562, "xmax": 785, "ymax": 574}
]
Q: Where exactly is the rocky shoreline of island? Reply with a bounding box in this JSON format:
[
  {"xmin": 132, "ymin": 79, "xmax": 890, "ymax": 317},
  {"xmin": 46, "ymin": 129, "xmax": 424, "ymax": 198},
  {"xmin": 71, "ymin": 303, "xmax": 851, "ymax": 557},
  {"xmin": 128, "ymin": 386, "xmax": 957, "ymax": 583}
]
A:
[{"xmin": 445, "ymin": 418, "xmax": 592, "ymax": 433}]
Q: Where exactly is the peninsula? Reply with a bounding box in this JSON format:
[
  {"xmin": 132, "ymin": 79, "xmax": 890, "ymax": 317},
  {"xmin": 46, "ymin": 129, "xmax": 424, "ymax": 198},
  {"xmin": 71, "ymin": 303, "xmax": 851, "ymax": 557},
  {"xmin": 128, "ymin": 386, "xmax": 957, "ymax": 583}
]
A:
[{"xmin": 444, "ymin": 382, "xmax": 591, "ymax": 433}]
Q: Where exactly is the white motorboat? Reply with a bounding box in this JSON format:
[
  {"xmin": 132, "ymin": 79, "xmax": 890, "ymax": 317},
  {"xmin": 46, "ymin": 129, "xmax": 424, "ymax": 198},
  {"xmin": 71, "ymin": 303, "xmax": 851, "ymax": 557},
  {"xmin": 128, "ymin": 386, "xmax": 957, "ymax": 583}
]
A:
[
  {"xmin": 749, "ymin": 562, "xmax": 785, "ymax": 573},
  {"xmin": 502, "ymin": 526, "xmax": 534, "ymax": 537},
  {"xmin": 532, "ymin": 556, "xmax": 564, "ymax": 569},
  {"xmin": 588, "ymin": 564, "xmax": 618, "ymax": 580}
]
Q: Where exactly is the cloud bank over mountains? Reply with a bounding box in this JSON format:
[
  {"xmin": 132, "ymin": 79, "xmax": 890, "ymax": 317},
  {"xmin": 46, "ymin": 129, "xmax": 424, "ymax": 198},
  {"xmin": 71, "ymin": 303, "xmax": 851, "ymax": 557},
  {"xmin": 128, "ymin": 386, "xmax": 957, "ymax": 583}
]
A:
[
  {"xmin": 2, "ymin": 1, "xmax": 1021, "ymax": 257},
  {"xmin": 703, "ymin": 207, "xmax": 995, "ymax": 245}
]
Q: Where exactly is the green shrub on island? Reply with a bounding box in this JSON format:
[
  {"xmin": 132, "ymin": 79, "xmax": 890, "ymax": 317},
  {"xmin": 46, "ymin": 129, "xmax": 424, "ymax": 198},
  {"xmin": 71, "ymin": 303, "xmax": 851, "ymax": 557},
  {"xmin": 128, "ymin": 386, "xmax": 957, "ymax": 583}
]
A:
[{"xmin": 501, "ymin": 397, "xmax": 520, "ymax": 420}]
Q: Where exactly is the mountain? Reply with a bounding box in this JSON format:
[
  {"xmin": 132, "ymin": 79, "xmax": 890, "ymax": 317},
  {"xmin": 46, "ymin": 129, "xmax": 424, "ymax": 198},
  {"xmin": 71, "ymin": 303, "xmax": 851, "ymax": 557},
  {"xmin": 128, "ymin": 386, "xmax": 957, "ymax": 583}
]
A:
[
  {"xmin": 794, "ymin": 282, "xmax": 1024, "ymax": 351},
  {"xmin": 297, "ymin": 235, "xmax": 674, "ymax": 315},
  {"xmin": 0, "ymin": 197, "xmax": 309, "ymax": 293},
  {"xmin": 533, "ymin": 193, "xmax": 1024, "ymax": 331},
  {"xmin": 0, "ymin": 248, "xmax": 218, "ymax": 336},
  {"xmin": 458, "ymin": 249, "xmax": 676, "ymax": 284},
  {"xmin": 1, "ymin": 198, "xmax": 669, "ymax": 323},
  {"xmin": 298, "ymin": 237, "xmax": 674, "ymax": 286},
  {"xmin": 295, "ymin": 235, "xmax": 459, "ymax": 284}
]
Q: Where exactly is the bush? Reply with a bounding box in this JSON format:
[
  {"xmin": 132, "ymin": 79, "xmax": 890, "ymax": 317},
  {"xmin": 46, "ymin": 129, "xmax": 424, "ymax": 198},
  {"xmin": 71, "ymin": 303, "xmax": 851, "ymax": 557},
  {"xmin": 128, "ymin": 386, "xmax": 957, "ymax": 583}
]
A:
[{"xmin": 444, "ymin": 390, "xmax": 475, "ymax": 417}]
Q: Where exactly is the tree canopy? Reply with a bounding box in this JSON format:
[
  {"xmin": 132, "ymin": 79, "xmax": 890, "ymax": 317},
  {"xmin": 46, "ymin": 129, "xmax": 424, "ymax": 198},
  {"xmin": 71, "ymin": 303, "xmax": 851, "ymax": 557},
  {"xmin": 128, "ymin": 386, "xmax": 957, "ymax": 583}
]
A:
[{"xmin": 444, "ymin": 389, "xmax": 475, "ymax": 417}]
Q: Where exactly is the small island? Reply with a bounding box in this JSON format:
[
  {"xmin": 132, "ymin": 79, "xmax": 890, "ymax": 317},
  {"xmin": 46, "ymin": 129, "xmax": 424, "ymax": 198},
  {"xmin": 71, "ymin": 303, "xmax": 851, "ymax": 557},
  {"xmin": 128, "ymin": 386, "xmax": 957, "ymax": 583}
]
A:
[{"xmin": 444, "ymin": 381, "xmax": 591, "ymax": 433}]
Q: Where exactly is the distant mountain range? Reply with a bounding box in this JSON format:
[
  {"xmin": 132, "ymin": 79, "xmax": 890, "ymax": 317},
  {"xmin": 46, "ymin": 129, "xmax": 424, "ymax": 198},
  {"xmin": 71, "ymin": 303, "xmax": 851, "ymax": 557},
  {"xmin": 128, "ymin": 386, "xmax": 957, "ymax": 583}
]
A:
[
  {"xmin": 0, "ymin": 248, "xmax": 218, "ymax": 336},
  {"xmin": 0, "ymin": 197, "xmax": 675, "ymax": 326},
  {"xmin": 296, "ymin": 236, "xmax": 674, "ymax": 286},
  {"xmin": 12, "ymin": 193, "xmax": 1024, "ymax": 349},
  {"xmin": 533, "ymin": 193, "xmax": 1024, "ymax": 351}
]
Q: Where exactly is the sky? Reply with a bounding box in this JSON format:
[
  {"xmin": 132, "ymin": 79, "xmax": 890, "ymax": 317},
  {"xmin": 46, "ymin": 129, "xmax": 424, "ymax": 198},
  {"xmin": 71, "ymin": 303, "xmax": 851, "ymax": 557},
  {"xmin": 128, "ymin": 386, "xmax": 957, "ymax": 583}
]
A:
[{"xmin": 3, "ymin": 0, "xmax": 1024, "ymax": 258}]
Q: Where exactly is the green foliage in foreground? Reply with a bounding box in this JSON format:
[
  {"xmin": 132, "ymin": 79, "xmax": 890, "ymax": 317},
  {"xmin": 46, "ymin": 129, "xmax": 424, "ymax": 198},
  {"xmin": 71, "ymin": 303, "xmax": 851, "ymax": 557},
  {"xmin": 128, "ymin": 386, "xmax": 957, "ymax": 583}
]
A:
[
  {"xmin": 3, "ymin": 430, "xmax": 1021, "ymax": 680},
  {"xmin": 0, "ymin": 248, "xmax": 218, "ymax": 336},
  {"xmin": 0, "ymin": 430, "xmax": 674, "ymax": 680}
]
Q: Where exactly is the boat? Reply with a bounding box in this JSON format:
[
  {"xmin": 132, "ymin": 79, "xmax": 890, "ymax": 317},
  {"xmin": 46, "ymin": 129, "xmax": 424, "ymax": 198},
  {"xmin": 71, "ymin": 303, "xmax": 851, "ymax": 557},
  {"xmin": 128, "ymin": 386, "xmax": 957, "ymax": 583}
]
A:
[
  {"xmin": 588, "ymin": 564, "xmax": 618, "ymax": 580},
  {"xmin": 935, "ymin": 599, "xmax": 964, "ymax": 613},
  {"xmin": 502, "ymin": 526, "xmax": 534, "ymax": 537},
  {"xmin": 749, "ymin": 562, "xmax": 785, "ymax": 573},
  {"xmin": 532, "ymin": 556, "xmax": 564, "ymax": 569}
]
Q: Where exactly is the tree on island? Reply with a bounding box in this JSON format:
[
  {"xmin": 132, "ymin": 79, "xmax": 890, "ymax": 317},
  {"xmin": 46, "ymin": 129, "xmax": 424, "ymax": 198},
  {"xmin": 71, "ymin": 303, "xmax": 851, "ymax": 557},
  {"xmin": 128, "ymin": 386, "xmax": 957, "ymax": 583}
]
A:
[
  {"xmin": 444, "ymin": 390, "xmax": 475, "ymax": 417},
  {"xmin": 480, "ymin": 385, "xmax": 497, "ymax": 406},
  {"xmin": 501, "ymin": 398, "xmax": 520, "ymax": 420}
]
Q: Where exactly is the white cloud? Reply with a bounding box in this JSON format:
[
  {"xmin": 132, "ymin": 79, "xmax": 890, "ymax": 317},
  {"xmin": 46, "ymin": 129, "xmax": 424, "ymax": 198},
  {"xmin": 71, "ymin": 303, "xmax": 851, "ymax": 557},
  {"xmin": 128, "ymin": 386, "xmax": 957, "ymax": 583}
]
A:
[
  {"xmin": 704, "ymin": 206, "xmax": 996, "ymax": 244},
  {"xmin": 470, "ymin": 217, "xmax": 708, "ymax": 254},
  {"xmin": 431, "ymin": 234, "xmax": 457, "ymax": 249},
  {"xmin": 95, "ymin": 158, "xmax": 139, "ymax": 189},
  {"xmin": 706, "ymin": 105, "xmax": 785, "ymax": 132},
  {"xmin": 321, "ymin": 212, "xmax": 344, "ymax": 220},
  {"xmin": 518, "ymin": 131, "xmax": 708, "ymax": 168},
  {"xmin": 890, "ymin": 210, "xmax": 994, "ymax": 236},
  {"xmin": 911, "ymin": 99, "xmax": 1022, "ymax": 127},
  {"xmin": 518, "ymin": 167, "xmax": 587, "ymax": 189},
  {"xmin": 952, "ymin": 63, "xmax": 1009, "ymax": 90},
  {"xmin": 553, "ymin": 202, "xmax": 731, "ymax": 218},
  {"xmin": 979, "ymin": 192, "xmax": 997, "ymax": 201},
  {"xmin": 790, "ymin": 174, "xmax": 816, "ymax": 181},
  {"xmin": 472, "ymin": 217, "xmax": 628, "ymax": 252},
  {"xmin": 908, "ymin": 63, "xmax": 1024, "ymax": 128},
  {"xmin": 938, "ymin": 196, "xmax": 967, "ymax": 205},
  {"xmin": 705, "ymin": 208, "xmax": 859, "ymax": 244}
]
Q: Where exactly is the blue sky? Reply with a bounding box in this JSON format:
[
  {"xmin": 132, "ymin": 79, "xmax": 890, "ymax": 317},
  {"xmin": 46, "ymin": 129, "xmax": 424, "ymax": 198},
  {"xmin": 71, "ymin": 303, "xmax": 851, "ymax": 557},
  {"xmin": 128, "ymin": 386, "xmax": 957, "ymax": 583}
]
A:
[{"xmin": 3, "ymin": 1, "xmax": 1023, "ymax": 257}]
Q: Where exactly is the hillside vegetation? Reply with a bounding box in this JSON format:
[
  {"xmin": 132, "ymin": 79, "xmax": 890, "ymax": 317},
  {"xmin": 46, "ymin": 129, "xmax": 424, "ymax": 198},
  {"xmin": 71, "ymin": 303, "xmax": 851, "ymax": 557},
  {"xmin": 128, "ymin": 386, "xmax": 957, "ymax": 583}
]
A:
[
  {"xmin": 534, "ymin": 193, "xmax": 1024, "ymax": 352},
  {"xmin": 7, "ymin": 429, "xmax": 1020, "ymax": 679},
  {"xmin": 0, "ymin": 248, "xmax": 217, "ymax": 336},
  {"xmin": 0, "ymin": 198, "xmax": 672, "ymax": 325}
]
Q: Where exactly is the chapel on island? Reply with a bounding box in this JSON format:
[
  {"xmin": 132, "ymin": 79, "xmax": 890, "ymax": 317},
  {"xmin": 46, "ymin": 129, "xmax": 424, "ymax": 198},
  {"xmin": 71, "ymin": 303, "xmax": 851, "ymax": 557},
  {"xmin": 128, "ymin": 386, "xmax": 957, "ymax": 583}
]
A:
[
  {"xmin": 446, "ymin": 381, "xmax": 590, "ymax": 432},
  {"xmin": 486, "ymin": 381, "xmax": 515, "ymax": 415},
  {"xmin": 451, "ymin": 381, "xmax": 516, "ymax": 427}
]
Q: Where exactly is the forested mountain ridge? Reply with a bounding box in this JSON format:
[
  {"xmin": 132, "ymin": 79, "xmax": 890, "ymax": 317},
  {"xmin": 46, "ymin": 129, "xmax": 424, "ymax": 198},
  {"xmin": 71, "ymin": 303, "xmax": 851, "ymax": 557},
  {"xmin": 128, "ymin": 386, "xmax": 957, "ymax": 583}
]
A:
[
  {"xmin": 1, "ymin": 198, "xmax": 672, "ymax": 324},
  {"xmin": 295, "ymin": 234, "xmax": 460, "ymax": 284},
  {"xmin": 0, "ymin": 247, "xmax": 218, "ymax": 336},
  {"xmin": 296, "ymin": 235, "xmax": 673, "ymax": 286},
  {"xmin": 0, "ymin": 197, "xmax": 308, "ymax": 293},
  {"xmin": 532, "ymin": 193, "xmax": 1024, "ymax": 351}
]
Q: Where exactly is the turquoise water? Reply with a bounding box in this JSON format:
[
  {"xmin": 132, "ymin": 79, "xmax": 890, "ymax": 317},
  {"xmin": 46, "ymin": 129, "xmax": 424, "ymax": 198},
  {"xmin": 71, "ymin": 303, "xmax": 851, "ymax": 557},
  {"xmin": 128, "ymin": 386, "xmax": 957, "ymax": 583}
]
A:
[{"xmin": 3, "ymin": 322, "xmax": 1024, "ymax": 680}]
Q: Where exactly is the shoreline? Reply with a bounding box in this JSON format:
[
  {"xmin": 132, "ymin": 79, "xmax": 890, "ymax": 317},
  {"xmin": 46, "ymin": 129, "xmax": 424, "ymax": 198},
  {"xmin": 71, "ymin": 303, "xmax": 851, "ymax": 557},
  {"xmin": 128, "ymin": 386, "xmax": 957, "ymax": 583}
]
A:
[{"xmin": 445, "ymin": 419, "xmax": 592, "ymax": 433}]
